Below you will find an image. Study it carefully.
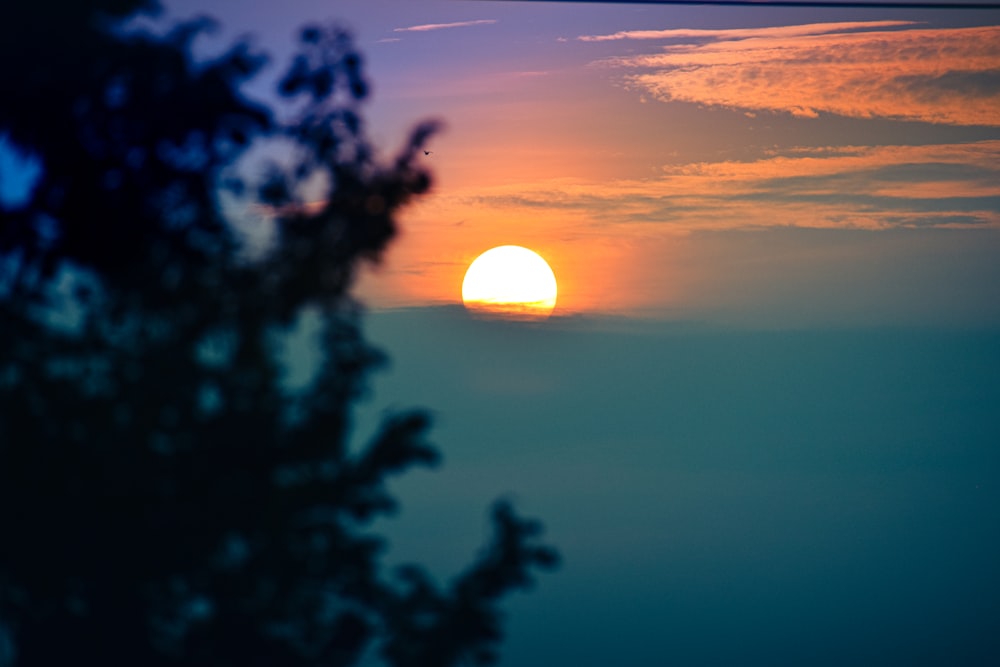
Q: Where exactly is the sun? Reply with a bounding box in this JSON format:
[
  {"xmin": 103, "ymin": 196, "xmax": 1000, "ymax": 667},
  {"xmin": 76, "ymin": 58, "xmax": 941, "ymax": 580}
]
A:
[{"xmin": 462, "ymin": 246, "xmax": 558, "ymax": 320}]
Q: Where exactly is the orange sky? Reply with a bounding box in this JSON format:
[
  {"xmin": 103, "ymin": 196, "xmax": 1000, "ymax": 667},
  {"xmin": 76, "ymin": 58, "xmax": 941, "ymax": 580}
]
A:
[
  {"xmin": 341, "ymin": 15, "xmax": 1000, "ymax": 322},
  {"xmin": 152, "ymin": 3, "xmax": 1000, "ymax": 360},
  {"xmin": 152, "ymin": 2, "xmax": 1000, "ymax": 323},
  {"xmin": 358, "ymin": 128, "xmax": 999, "ymax": 316}
]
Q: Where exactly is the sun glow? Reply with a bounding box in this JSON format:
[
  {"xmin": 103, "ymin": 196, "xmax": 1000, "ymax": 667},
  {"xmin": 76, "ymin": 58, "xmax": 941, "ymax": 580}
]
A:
[{"xmin": 462, "ymin": 246, "xmax": 557, "ymax": 320}]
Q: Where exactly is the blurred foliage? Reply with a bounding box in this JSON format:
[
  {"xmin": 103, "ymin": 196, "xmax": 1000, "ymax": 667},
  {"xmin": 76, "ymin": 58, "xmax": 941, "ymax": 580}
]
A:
[{"xmin": 0, "ymin": 2, "xmax": 557, "ymax": 665}]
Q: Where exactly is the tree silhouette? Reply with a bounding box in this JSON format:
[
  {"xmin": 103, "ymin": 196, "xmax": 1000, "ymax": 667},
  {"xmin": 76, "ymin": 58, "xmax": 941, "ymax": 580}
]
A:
[{"xmin": 0, "ymin": 2, "xmax": 557, "ymax": 666}]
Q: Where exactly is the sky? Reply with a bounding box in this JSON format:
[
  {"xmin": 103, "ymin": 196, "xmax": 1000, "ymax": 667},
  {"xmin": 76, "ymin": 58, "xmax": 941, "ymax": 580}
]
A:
[
  {"xmin": 154, "ymin": 2, "xmax": 1000, "ymax": 665},
  {"xmin": 156, "ymin": 0, "xmax": 1000, "ymax": 326}
]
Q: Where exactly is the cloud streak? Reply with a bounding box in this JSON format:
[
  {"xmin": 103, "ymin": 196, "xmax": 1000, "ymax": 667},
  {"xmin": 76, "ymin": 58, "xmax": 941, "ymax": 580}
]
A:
[
  {"xmin": 394, "ymin": 19, "xmax": 497, "ymax": 33},
  {"xmin": 429, "ymin": 141, "xmax": 1000, "ymax": 233},
  {"xmin": 577, "ymin": 20, "xmax": 915, "ymax": 42},
  {"xmin": 592, "ymin": 22, "xmax": 1000, "ymax": 125}
]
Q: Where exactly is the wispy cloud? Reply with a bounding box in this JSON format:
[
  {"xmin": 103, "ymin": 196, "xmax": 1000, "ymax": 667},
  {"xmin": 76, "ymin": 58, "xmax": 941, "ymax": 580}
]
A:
[
  {"xmin": 432, "ymin": 141, "xmax": 1000, "ymax": 232},
  {"xmin": 577, "ymin": 20, "xmax": 915, "ymax": 42},
  {"xmin": 394, "ymin": 19, "xmax": 497, "ymax": 33},
  {"xmin": 592, "ymin": 22, "xmax": 1000, "ymax": 126}
]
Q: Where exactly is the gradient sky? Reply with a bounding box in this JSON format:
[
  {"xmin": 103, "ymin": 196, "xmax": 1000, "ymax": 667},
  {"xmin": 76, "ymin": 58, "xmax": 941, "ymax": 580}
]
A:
[
  {"xmin": 153, "ymin": 2, "xmax": 1000, "ymax": 665},
  {"xmin": 158, "ymin": 0, "xmax": 1000, "ymax": 325}
]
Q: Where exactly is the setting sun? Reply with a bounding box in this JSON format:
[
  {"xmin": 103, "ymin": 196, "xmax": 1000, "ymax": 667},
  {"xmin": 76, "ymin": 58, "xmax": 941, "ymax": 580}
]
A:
[{"xmin": 462, "ymin": 246, "xmax": 557, "ymax": 319}]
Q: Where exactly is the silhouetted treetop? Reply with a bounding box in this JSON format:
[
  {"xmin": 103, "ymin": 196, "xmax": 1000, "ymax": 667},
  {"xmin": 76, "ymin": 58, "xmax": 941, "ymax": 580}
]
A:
[{"xmin": 0, "ymin": 3, "xmax": 557, "ymax": 666}]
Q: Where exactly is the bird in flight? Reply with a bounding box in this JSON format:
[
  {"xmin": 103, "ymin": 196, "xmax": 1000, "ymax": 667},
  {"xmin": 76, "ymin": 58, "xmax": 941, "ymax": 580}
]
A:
[{"xmin": 423, "ymin": 150, "xmax": 432, "ymax": 155}]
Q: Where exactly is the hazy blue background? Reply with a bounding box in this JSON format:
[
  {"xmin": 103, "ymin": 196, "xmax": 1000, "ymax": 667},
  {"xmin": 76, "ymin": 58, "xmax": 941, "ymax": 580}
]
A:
[{"xmin": 354, "ymin": 308, "xmax": 1000, "ymax": 665}]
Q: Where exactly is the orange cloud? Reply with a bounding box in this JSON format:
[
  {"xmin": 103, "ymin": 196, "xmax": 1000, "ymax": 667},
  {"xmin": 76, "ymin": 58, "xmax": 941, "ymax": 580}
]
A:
[
  {"xmin": 595, "ymin": 22, "xmax": 1000, "ymax": 126},
  {"xmin": 427, "ymin": 140, "xmax": 1000, "ymax": 232},
  {"xmin": 661, "ymin": 142, "xmax": 1000, "ymax": 192}
]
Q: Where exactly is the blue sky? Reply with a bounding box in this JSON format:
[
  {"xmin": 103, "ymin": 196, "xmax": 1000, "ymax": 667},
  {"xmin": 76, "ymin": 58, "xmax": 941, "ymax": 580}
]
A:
[{"xmin": 152, "ymin": 2, "xmax": 1000, "ymax": 664}]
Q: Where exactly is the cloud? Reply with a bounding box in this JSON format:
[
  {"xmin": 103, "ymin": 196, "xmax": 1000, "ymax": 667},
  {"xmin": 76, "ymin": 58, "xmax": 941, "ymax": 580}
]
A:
[
  {"xmin": 662, "ymin": 142, "xmax": 1000, "ymax": 190},
  {"xmin": 577, "ymin": 21, "xmax": 915, "ymax": 42},
  {"xmin": 432, "ymin": 141, "xmax": 1000, "ymax": 232},
  {"xmin": 394, "ymin": 19, "xmax": 497, "ymax": 33},
  {"xmin": 594, "ymin": 22, "xmax": 1000, "ymax": 126}
]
